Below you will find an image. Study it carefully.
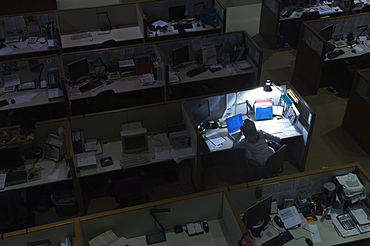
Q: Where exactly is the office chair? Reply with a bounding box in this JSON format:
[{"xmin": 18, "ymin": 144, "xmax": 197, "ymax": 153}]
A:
[
  {"xmin": 264, "ymin": 144, "xmax": 287, "ymax": 177},
  {"xmin": 91, "ymin": 89, "xmax": 119, "ymax": 113},
  {"xmin": 0, "ymin": 190, "xmax": 34, "ymax": 233},
  {"xmin": 113, "ymin": 176, "xmax": 150, "ymax": 209}
]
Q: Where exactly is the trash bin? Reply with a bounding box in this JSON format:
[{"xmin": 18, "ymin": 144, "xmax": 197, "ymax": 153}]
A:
[{"xmin": 51, "ymin": 189, "xmax": 78, "ymax": 217}]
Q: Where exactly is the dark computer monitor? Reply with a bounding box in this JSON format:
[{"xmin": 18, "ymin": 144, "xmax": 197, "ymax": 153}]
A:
[
  {"xmin": 193, "ymin": 100, "xmax": 210, "ymax": 126},
  {"xmin": 122, "ymin": 133, "xmax": 148, "ymax": 154},
  {"xmin": 168, "ymin": 5, "xmax": 186, "ymax": 21},
  {"xmin": 171, "ymin": 45, "xmax": 190, "ymax": 67},
  {"xmin": 319, "ymin": 24, "xmax": 334, "ymax": 41},
  {"xmin": 67, "ymin": 58, "xmax": 90, "ymax": 82},
  {"xmin": 0, "ymin": 145, "xmax": 23, "ymax": 170},
  {"xmin": 243, "ymin": 195, "xmax": 272, "ymax": 228}
]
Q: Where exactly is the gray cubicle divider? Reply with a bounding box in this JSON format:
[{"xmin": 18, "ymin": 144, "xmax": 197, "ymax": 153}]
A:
[
  {"xmin": 229, "ymin": 164, "xmax": 360, "ymax": 214},
  {"xmin": 0, "ymin": 219, "xmax": 77, "ymax": 246},
  {"xmin": 79, "ymin": 190, "xmax": 243, "ymax": 245},
  {"xmin": 56, "ymin": 3, "xmax": 140, "ymax": 35}
]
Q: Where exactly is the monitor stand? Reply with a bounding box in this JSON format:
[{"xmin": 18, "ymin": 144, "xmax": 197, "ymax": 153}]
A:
[{"xmin": 248, "ymin": 215, "xmax": 271, "ymax": 238}]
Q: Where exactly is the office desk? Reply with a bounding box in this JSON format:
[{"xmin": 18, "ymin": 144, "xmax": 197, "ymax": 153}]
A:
[
  {"xmin": 0, "ymin": 88, "xmax": 64, "ymax": 112},
  {"xmin": 0, "ymin": 159, "xmax": 69, "ymax": 192},
  {"xmin": 203, "ymin": 117, "xmax": 302, "ymax": 153},
  {"xmin": 60, "ymin": 27, "xmax": 144, "ymax": 52},
  {"xmin": 293, "ymin": 12, "xmax": 370, "ymax": 94},
  {"xmin": 66, "ymin": 76, "xmax": 165, "ymax": 101},
  {"xmin": 148, "ymin": 21, "xmax": 222, "ymax": 41},
  {"xmin": 256, "ymin": 213, "xmax": 370, "ymax": 245},
  {"xmin": 127, "ymin": 219, "xmax": 233, "ymax": 245},
  {"xmin": 77, "ymin": 133, "xmax": 173, "ymax": 178},
  {"xmin": 280, "ymin": 5, "xmax": 343, "ymax": 21},
  {"xmin": 0, "ymin": 41, "xmax": 59, "ymax": 61}
]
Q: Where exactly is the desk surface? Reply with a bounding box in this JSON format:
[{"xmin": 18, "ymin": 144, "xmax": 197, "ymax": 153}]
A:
[
  {"xmin": 281, "ymin": 4, "xmax": 343, "ymax": 20},
  {"xmin": 1, "ymin": 159, "xmax": 69, "ymax": 192},
  {"xmin": 325, "ymin": 41, "xmax": 370, "ymax": 61},
  {"xmin": 0, "ymin": 39, "xmax": 59, "ymax": 59},
  {"xmin": 67, "ymin": 75, "xmax": 164, "ymax": 101},
  {"xmin": 172, "ymin": 60, "xmax": 255, "ymax": 86},
  {"xmin": 60, "ymin": 27, "xmax": 143, "ymax": 49},
  {"xmin": 148, "ymin": 20, "xmax": 221, "ymax": 39},
  {"xmin": 78, "ymin": 133, "xmax": 173, "ymax": 177},
  {"xmin": 126, "ymin": 219, "xmax": 233, "ymax": 246},
  {"xmin": 0, "ymin": 87, "xmax": 64, "ymax": 112},
  {"xmin": 256, "ymin": 213, "xmax": 370, "ymax": 245},
  {"xmin": 204, "ymin": 117, "xmax": 302, "ymax": 153}
]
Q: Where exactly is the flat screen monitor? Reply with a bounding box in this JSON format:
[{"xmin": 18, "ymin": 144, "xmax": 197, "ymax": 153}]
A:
[
  {"xmin": 0, "ymin": 145, "xmax": 23, "ymax": 170},
  {"xmin": 193, "ymin": 100, "xmax": 210, "ymax": 126},
  {"xmin": 320, "ymin": 24, "xmax": 334, "ymax": 41},
  {"xmin": 168, "ymin": 5, "xmax": 186, "ymax": 21},
  {"xmin": 122, "ymin": 133, "xmax": 148, "ymax": 153},
  {"xmin": 171, "ymin": 45, "xmax": 189, "ymax": 67},
  {"xmin": 67, "ymin": 58, "xmax": 90, "ymax": 82},
  {"xmin": 243, "ymin": 195, "xmax": 272, "ymax": 228}
]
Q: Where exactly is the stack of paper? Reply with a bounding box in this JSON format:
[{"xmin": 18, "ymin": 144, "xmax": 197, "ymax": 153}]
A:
[
  {"xmin": 335, "ymin": 173, "xmax": 366, "ymax": 203},
  {"xmin": 170, "ymin": 147, "xmax": 194, "ymax": 164},
  {"xmin": 347, "ymin": 203, "xmax": 370, "ymax": 233},
  {"xmin": 332, "ymin": 215, "xmax": 360, "ymax": 238}
]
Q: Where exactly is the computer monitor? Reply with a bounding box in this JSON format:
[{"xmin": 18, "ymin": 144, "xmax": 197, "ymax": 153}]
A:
[
  {"xmin": 122, "ymin": 132, "xmax": 148, "ymax": 154},
  {"xmin": 0, "ymin": 145, "xmax": 23, "ymax": 170},
  {"xmin": 193, "ymin": 100, "xmax": 210, "ymax": 126},
  {"xmin": 319, "ymin": 24, "xmax": 334, "ymax": 41},
  {"xmin": 171, "ymin": 45, "xmax": 190, "ymax": 67},
  {"xmin": 226, "ymin": 114, "xmax": 243, "ymax": 132},
  {"xmin": 168, "ymin": 5, "xmax": 186, "ymax": 21},
  {"xmin": 67, "ymin": 58, "xmax": 90, "ymax": 83},
  {"xmin": 243, "ymin": 195, "xmax": 272, "ymax": 228}
]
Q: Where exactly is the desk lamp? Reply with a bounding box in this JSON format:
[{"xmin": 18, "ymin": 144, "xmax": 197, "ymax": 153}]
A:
[
  {"xmin": 263, "ymin": 80, "xmax": 272, "ymax": 92},
  {"xmin": 146, "ymin": 208, "xmax": 171, "ymax": 245},
  {"xmin": 347, "ymin": 25, "xmax": 369, "ymax": 45}
]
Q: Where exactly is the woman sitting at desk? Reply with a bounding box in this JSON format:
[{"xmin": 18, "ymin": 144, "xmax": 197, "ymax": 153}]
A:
[{"xmin": 232, "ymin": 119, "xmax": 281, "ymax": 169}]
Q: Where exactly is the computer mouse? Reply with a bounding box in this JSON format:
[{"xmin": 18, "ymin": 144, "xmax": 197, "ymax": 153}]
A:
[
  {"xmin": 90, "ymin": 38, "xmax": 93, "ymax": 42},
  {"xmin": 274, "ymin": 215, "xmax": 284, "ymax": 228},
  {"xmin": 202, "ymin": 23, "xmax": 206, "ymax": 28},
  {"xmin": 27, "ymin": 173, "xmax": 34, "ymax": 180},
  {"xmin": 203, "ymin": 219, "xmax": 209, "ymax": 233},
  {"xmin": 351, "ymin": 49, "xmax": 357, "ymax": 53},
  {"xmin": 305, "ymin": 238, "xmax": 313, "ymax": 246},
  {"xmin": 197, "ymin": 23, "xmax": 200, "ymax": 27},
  {"xmin": 11, "ymin": 99, "xmax": 15, "ymax": 104}
]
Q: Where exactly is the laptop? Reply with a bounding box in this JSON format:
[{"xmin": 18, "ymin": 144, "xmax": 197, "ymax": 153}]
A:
[{"xmin": 226, "ymin": 114, "xmax": 243, "ymax": 140}]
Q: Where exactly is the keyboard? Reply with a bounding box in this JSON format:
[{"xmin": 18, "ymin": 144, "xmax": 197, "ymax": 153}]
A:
[
  {"xmin": 262, "ymin": 231, "xmax": 294, "ymax": 246},
  {"xmin": 5, "ymin": 170, "xmax": 28, "ymax": 187},
  {"xmin": 186, "ymin": 66, "xmax": 208, "ymax": 77},
  {"xmin": 174, "ymin": 23, "xmax": 193, "ymax": 30},
  {"xmin": 326, "ymin": 49, "xmax": 345, "ymax": 59},
  {"xmin": 119, "ymin": 153, "xmax": 152, "ymax": 168},
  {"xmin": 70, "ymin": 32, "xmax": 92, "ymax": 40},
  {"xmin": 79, "ymin": 79, "xmax": 103, "ymax": 93}
]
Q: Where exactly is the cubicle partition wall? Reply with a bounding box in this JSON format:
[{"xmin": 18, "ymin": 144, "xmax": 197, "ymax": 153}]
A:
[
  {"xmin": 0, "ymin": 11, "xmax": 60, "ymax": 61},
  {"xmin": 259, "ymin": 0, "xmax": 282, "ymax": 49},
  {"xmin": 56, "ymin": 3, "xmax": 145, "ymax": 52},
  {"xmin": 0, "ymin": 54, "xmax": 65, "ymax": 123},
  {"xmin": 60, "ymin": 43, "xmax": 166, "ymax": 115},
  {"xmin": 0, "ymin": 219, "xmax": 78, "ymax": 246},
  {"xmin": 79, "ymin": 189, "xmax": 243, "ymax": 245},
  {"xmin": 67, "ymin": 100, "xmax": 202, "ymax": 214},
  {"xmin": 157, "ymin": 31, "xmax": 262, "ymax": 100},
  {"xmin": 294, "ymin": 12, "xmax": 370, "ymax": 95},
  {"xmin": 342, "ymin": 68, "xmax": 370, "ymax": 155},
  {"xmin": 138, "ymin": 0, "xmax": 226, "ymax": 42},
  {"xmin": 229, "ymin": 162, "xmax": 370, "ymax": 245},
  {"xmin": 185, "ymin": 83, "xmax": 315, "ymax": 172}
]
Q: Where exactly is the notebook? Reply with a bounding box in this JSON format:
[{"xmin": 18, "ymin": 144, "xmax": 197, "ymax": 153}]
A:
[{"xmin": 226, "ymin": 114, "xmax": 243, "ymax": 140}]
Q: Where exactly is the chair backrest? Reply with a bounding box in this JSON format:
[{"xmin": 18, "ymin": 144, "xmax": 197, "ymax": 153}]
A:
[
  {"xmin": 0, "ymin": 190, "xmax": 29, "ymax": 232},
  {"xmin": 114, "ymin": 176, "xmax": 144, "ymax": 204},
  {"xmin": 91, "ymin": 89, "xmax": 118, "ymax": 112},
  {"xmin": 265, "ymin": 144, "xmax": 287, "ymax": 176}
]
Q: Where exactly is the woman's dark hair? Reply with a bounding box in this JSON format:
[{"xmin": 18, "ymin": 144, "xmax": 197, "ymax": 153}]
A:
[{"xmin": 242, "ymin": 119, "xmax": 260, "ymax": 143}]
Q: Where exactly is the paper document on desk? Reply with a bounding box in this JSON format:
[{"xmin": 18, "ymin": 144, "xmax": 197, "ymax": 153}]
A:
[
  {"xmin": 170, "ymin": 147, "xmax": 194, "ymax": 163},
  {"xmin": 206, "ymin": 132, "xmax": 225, "ymax": 146},
  {"xmin": 0, "ymin": 47, "xmax": 12, "ymax": 55},
  {"xmin": 88, "ymin": 229, "xmax": 129, "ymax": 246},
  {"xmin": 4, "ymin": 74, "xmax": 20, "ymax": 86},
  {"xmin": 278, "ymin": 206, "xmax": 302, "ymax": 229},
  {"xmin": 75, "ymin": 152, "xmax": 97, "ymax": 167},
  {"xmin": 154, "ymin": 146, "xmax": 171, "ymax": 160},
  {"xmin": 169, "ymin": 71, "xmax": 180, "ymax": 83},
  {"xmin": 13, "ymin": 92, "xmax": 37, "ymax": 104}
]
